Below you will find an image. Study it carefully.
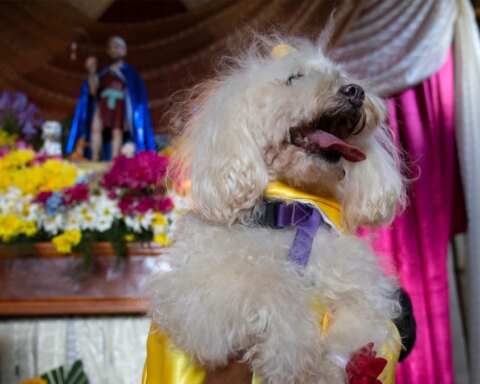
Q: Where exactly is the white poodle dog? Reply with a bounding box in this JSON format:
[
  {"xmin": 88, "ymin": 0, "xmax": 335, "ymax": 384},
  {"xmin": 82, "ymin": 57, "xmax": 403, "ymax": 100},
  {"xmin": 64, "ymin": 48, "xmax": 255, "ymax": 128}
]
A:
[{"xmin": 148, "ymin": 36, "xmax": 406, "ymax": 383}]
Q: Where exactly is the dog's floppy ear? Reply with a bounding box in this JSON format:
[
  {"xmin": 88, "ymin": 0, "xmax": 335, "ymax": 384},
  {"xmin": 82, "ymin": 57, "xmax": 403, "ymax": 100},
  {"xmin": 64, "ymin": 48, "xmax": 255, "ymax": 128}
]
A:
[
  {"xmin": 341, "ymin": 125, "xmax": 406, "ymax": 230},
  {"xmin": 174, "ymin": 79, "xmax": 269, "ymax": 225}
]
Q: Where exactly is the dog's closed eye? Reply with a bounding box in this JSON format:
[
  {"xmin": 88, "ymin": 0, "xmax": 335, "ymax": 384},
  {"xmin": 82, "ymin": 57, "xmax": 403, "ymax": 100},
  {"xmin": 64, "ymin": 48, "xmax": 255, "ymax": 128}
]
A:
[{"xmin": 286, "ymin": 73, "xmax": 304, "ymax": 86}]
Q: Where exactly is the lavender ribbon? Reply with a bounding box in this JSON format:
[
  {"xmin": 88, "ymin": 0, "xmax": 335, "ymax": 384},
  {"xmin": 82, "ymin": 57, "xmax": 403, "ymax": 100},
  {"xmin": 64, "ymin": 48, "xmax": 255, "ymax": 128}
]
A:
[{"xmin": 276, "ymin": 203, "xmax": 323, "ymax": 268}]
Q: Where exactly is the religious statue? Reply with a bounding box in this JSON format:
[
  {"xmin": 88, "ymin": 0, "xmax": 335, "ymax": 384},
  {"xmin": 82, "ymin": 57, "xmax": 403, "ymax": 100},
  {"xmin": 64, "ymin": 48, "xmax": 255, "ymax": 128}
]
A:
[{"xmin": 66, "ymin": 36, "xmax": 156, "ymax": 161}]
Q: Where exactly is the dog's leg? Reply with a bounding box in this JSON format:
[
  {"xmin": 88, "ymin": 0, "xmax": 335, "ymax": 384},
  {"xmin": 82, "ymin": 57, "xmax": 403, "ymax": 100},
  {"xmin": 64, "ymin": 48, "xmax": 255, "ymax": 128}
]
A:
[
  {"xmin": 307, "ymin": 234, "xmax": 400, "ymax": 369},
  {"xmin": 244, "ymin": 264, "xmax": 347, "ymax": 384}
]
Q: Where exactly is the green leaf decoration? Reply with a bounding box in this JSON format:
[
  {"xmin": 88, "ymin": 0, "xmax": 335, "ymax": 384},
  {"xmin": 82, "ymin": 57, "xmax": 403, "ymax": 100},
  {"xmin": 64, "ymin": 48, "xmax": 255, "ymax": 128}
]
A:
[{"xmin": 40, "ymin": 360, "xmax": 89, "ymax": 384}]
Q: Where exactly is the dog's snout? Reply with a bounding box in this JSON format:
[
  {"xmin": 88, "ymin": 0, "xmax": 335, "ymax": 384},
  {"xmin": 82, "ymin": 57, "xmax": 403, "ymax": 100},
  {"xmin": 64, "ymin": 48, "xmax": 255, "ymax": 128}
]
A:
[{"xmin": 339, "ymin": 84, "xmax": 365, "ymax": 107}]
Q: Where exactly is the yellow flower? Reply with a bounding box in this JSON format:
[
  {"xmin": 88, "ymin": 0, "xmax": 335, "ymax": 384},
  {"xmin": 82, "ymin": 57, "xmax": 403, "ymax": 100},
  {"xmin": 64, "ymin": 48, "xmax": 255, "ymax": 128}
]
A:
[
  {"xmin": 0, "ymin": 155, "xmax": 78, "ymax": 195},
  {"xmin": 39, "ymin": 159, "xmax": 77, "ymax": 192},
  {"xmin": 124, "ymin": 233, "xmax": 135, "ymax": 242},
  {"xmin": 20, "ymin": 378, "xmax": 48, "ymax": 384},
  {"xmin": 24, "ymin": 221, "xmax": 37, "ymax": 237},
  {"xmin": 11, "ymin": 166, "xmax": 43, "ymax": 195},
  {"xmin": 0, "ymin": 213, "xmax": 37, "ymax": 242},
  {"xmin": 152, "ymin": 212, "xmax": 167, "ymax": 226},
  {"xmin": 52, "ymin": 230, "xmax": 82, "ymax": 254},
  {"xmin": 0, "ymin": 149, "xmax": 35, "ymax": 170},
  {"xmin": 0, "ymin": 130, "xmax": 17, "ymax": 147},
  {"xmin": 153, "ymin": 233, "xmax": 172, "ymax": 246},
  {"xmin": 0, "ymin": 170, "xmax": 12, "ymax": 191}
]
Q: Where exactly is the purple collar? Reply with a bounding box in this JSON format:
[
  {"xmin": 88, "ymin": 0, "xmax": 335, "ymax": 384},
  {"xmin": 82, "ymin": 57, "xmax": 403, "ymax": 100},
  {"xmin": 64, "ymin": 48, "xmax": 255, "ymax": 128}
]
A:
[{"xmin": 260, "ymin": 201, "xmax": 324, "ymax": 268}]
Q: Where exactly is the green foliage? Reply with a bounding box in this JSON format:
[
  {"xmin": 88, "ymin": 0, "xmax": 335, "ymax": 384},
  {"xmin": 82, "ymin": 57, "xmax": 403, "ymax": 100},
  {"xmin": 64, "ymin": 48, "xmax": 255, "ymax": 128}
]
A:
[
  {"xmin": 1, "ymin": 114, "xmax": 20, "ymax": 136},
  {"xmin": 72, "ymin": 219, "xmax": 153, "ymax": 270},
  {"xmin": 40, "ymin": 360, "xmax": 89, "ymax": 384}
]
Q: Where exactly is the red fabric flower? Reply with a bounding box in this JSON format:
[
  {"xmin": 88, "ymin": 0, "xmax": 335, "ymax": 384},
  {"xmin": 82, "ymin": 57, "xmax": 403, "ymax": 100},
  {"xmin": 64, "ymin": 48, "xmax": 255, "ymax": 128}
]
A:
[{"xmin": 346, "ymin": 343, "xmax": 387, "ymax": 384}]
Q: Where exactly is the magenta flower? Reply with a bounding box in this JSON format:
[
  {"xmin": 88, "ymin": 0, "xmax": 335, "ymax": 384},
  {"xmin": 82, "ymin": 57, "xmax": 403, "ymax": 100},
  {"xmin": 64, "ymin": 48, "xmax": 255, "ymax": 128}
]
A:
[
  {"xmin": 30, "ymin": 153, "xmax": 61, "ymax": 166},
  {"xmin": 14, "ymin": 140, "xmax": 33, "ymax": 150},
  {"xmin": 63, "ymin": 183, "xmax": 89, "ymax": 205},
  {"xmin": 136, "ymin": 196, "xmax": 156, "ymax": 214},
  {"xmin": 0, "ymin": 146, "xmax": 9, "ymax": 158},
  {"xmin": 107, "ymin": 190, "xmax": 118, "ymax": 199},
  {"xmin": 155, "ymin": 196, "xmax": 174, "ymax": 213},
  {"xmin": 102, "ymin": 151, "xmax": 173, "ymax": 215},
  {"xmin": 34, "ymin": 191, "xmax": 54, "ymax": 205},
  {"xmin": 118, "ymin": 194, "xmax": 136, "ymax": 215},
  {"xmin": 102, "ymin": 151, "xmax": 169, "ymax": 191}
]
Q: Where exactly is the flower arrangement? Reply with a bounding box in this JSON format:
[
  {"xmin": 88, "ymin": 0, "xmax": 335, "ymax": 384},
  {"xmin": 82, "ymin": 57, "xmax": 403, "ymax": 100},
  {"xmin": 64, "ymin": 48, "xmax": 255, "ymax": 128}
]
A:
[{"xmin": 0, "ymin": 146, "xmax": 187, "ymax": 261}]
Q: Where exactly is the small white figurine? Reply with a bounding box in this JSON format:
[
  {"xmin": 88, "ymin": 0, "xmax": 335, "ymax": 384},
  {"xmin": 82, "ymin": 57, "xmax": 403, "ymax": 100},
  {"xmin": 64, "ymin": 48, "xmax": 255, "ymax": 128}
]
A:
[{"xmin": 40, "ymin": 121, "xmax": 62, "ymax": 156}]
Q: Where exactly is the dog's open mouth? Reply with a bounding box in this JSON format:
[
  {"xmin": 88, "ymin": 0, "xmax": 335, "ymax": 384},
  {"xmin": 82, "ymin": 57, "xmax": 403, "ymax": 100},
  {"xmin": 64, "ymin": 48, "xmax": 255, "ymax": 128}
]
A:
[{"xmin": 289, "ymin": 112, "xmax": 367, "ymax": 163}]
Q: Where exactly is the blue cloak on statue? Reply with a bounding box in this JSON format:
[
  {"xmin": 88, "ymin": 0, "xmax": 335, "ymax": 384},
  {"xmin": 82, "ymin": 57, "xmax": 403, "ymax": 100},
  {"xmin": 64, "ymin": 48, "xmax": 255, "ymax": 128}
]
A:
[{"xmin": 66, "ymin": 63, "xmax": 156, "ymax": 159}]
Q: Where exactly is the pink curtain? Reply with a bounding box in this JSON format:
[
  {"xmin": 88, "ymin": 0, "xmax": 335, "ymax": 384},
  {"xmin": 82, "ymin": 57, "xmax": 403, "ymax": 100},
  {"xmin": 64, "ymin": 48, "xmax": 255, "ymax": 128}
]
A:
[{"xmin": 369, "ymin": 50, "xmax": 467, "ymax": 383}]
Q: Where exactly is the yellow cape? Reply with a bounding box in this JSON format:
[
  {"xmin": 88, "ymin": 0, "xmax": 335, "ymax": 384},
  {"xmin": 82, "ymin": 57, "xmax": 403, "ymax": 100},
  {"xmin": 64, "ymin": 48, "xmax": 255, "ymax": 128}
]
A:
[{"xmin": 143, "ymin": 182, "xmax": 400, "ymax": 383}]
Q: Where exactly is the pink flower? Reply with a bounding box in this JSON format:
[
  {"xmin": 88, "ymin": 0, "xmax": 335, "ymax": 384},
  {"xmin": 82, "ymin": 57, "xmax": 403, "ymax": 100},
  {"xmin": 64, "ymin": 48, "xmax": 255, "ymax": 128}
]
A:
[
  {"xmin": 34, "ymin": 191, "xmax": 54, "ymax": 205},
  {"xmin": 14, "ymin": 140, "xmax": 33, "ymax": 150},
  {"xmin": 63, "ymin": 184, "xmax": 89, "ymax": 205},
  {"xmin": 136, "ymin": 196, "xmax": 155, "ymax": 214},
  {"xmin": 102, "ymin": 151, "xmax": 173, "ymax": 215},
  {"xmin": 118, "ymin": 194, "xmax": 136, "ymax": 215},
  {"xmin": 30, "ymin": 153, "xmax": 61, "ymax": 166},
  {"xmin": 0, "ymin": 146, "xmax": 9, "ymax": 158},
  {"xmin": 102, "ymin": 151, "xmax": 169, "ymax": 191},
  {"xmin": 154, "ymin": 196, "xmax": 174, "ymax": 213},
  {"xmin": 108, "ymin": 190, "xmax": 118, "ymax": 199}
]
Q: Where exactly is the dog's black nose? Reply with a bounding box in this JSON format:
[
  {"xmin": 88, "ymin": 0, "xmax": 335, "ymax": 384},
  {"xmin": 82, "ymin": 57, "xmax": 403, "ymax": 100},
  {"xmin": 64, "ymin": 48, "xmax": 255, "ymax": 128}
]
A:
[{"xmin": 339, "ymin": 84, "xmax": 365, "ymax": 107}]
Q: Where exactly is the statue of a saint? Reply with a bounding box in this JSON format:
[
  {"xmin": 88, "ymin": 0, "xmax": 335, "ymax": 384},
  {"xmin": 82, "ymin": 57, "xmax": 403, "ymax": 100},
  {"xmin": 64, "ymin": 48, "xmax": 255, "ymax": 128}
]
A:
[{"xmin": 66, "ymin": 36, "xmax": 156, "ymax": 160}]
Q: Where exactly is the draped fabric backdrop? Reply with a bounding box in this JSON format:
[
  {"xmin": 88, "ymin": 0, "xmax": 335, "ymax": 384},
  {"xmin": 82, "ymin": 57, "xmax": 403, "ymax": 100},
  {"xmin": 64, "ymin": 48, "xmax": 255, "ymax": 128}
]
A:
[
  {"xmin": 332, "ymin": 1, "xmax": 480, "ymax": 382},
  {"xmin": 368, "ymin": 51, "xmax": 466, "ymax": 384},
  {"xmin": 453, "ymin": 2, "xmax": 480, "ymax": 381}
]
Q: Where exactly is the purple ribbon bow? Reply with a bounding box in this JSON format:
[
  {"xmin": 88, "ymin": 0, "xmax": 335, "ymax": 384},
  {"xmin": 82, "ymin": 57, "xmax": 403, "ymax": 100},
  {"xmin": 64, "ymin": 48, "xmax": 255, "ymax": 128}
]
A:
[{"xmin": 275, "ymin": 202, "xmax": 323, "ymax": 268}]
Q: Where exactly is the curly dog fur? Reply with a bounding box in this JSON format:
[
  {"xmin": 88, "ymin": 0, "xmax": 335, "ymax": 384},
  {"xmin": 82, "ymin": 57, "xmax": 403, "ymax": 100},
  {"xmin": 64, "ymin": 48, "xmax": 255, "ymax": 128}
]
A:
[{"xmin": 148, "ymin": 35, "xmax": 406, "ymax": 384}]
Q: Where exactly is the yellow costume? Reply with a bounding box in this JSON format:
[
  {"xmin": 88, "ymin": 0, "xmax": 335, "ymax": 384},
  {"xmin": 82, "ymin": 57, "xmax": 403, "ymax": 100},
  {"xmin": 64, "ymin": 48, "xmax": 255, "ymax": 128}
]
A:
[{"xmin": 143, "ymin": 182, "xmax": 400, "ymax": 383}]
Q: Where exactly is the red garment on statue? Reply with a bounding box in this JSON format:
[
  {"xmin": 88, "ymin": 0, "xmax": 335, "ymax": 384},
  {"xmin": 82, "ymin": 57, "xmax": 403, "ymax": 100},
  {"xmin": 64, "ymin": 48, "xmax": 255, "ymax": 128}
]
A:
[{"xmin": 99, "ymin": 70, "xmax": 126, "ymax": 130}]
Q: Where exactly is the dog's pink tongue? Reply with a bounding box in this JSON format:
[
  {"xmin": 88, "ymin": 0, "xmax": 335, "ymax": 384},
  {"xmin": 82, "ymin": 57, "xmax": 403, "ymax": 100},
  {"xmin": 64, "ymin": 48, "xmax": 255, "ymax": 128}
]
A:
[{"xmin": 307, "ymin": 130, "xmax": 366, "ymax": 162}]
